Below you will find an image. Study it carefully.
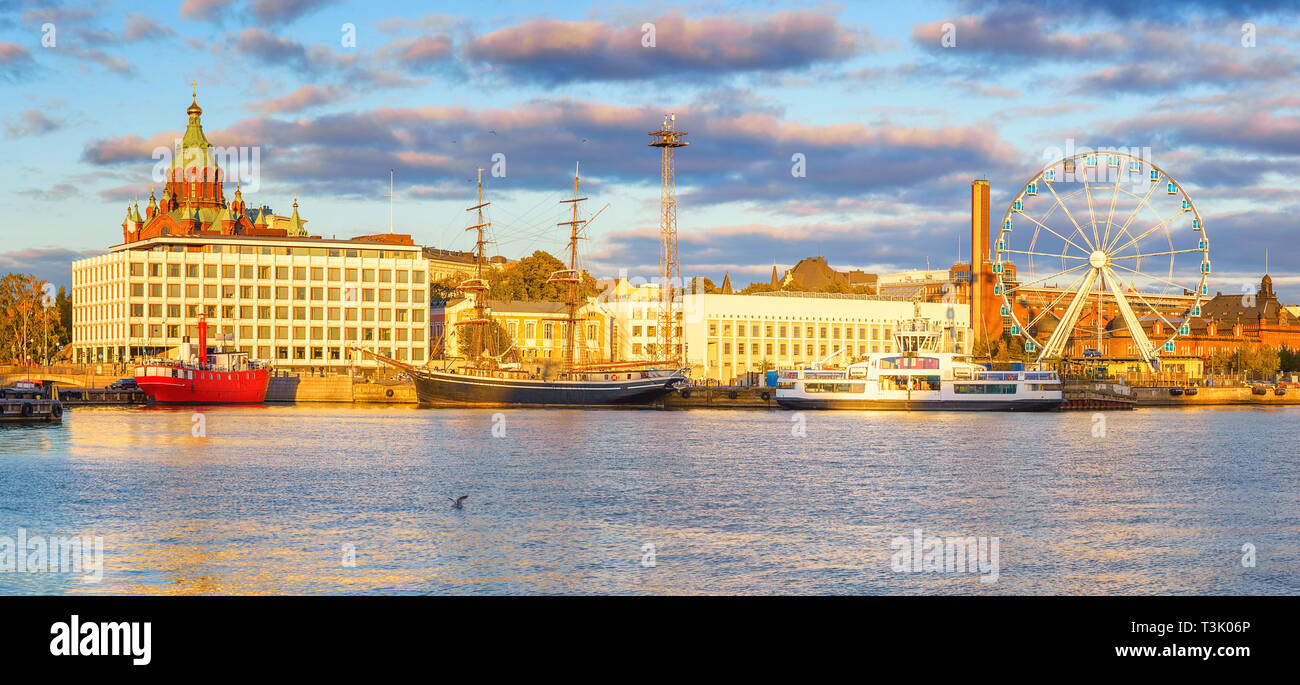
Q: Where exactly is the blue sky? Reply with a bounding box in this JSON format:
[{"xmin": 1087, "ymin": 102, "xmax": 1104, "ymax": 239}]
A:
[{"xmin": 2, "ymin": 0, "xmax": 1298, "ymax": 299}]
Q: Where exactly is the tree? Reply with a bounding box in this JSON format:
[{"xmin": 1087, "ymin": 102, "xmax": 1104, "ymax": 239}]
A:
[
  {"xmin": 456, "ymin": 318, "xmax": 518, "ymax": 362},
  {"xmin": 489, "ymin": 251, "xmax": 598, "ymax": 302},
  {"xmin": 1280, "ymin": 345, "xmax": 1300, "ymax": 373},
  {"xmin": 428, "ymin": 275, "xmax": 463, "ymax": 302},
  {"xmin": 0, "ymin": 273, "xmax": 66, "ymax": 364},
  {"xmin": 739, "ymin": 281, "xmax": 778, "ymax": 295}
]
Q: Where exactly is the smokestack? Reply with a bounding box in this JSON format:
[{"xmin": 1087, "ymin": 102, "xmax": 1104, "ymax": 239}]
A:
[{"xmin": 971, "ymin": 180, "xmax": 990, "ymax": 346}]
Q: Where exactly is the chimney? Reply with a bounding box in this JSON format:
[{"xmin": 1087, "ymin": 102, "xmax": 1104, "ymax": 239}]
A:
[{"xmin": 971, "ymin": 179, "xmax": 991, "ymax": 344}]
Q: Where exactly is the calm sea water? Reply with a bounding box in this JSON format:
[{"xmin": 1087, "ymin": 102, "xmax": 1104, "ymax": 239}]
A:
[{"xmin": 1, "ymin": 404, "xmax": 1297, "ymax": 595}]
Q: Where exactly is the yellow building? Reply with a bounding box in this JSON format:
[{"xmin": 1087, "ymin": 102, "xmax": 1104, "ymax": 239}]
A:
[
  {"xmin": 601, "ymin": 278, "xmax": 969, "ymax": 383},
  {"xmin": 72, "ymin": 234, "xmax": 429, "ymax": 370},
  {"xmin": 431, "ymin": 298, "xmax": 609, "ymax": 363}
]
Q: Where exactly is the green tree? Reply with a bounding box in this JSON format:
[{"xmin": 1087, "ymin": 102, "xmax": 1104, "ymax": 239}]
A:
[{"xmin": 488, "ymin": 251, "xmax": 598, "ymax": 302}]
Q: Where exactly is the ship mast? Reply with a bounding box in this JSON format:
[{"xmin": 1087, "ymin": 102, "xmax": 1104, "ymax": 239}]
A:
[
  {"xmin": 458, "ymin": 168, "xmax": 493, "ymax": 363},
  {"xmin": 553, "ymin": 162, "xmax": 588, "ymax": 375}
]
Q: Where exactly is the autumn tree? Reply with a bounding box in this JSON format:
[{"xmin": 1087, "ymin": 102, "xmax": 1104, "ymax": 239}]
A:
[
  {"xmin": 488, "ymin": 251, "xmax": 598, "ymax": 302},
  {"xmin": 456, "ymin": 319, "xmax": 518, "ymax": 362},
  {"xmin": 0, "ymin": 273, "xmax": 66, "ymax": 364}
]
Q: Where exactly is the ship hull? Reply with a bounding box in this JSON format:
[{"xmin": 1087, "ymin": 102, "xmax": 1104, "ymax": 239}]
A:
[
  {"xmin": 135, "ymin": 368, "xmax": 270, "ymax": 404},
  {"xmin": 411, "ymin": 370, "xmax": 684, "ymax": 407},
  {"xmin": 776, "ymin": 397, "xmax": 1063, "ymax": 411}
]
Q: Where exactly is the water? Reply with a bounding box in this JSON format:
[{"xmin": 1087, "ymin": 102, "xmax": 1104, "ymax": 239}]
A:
[{"xmin": 1, "ymin": 404, "xmax": 1297, "ymax": 595}]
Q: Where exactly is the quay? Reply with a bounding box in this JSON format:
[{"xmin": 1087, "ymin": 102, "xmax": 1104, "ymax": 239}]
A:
[{"xmin": 5, "ymin": 365, "xmax": 1300, "ymax": 410}]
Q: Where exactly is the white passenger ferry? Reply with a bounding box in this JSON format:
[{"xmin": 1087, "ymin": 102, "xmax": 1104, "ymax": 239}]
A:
[{"xmin": 775, "ymin": 309, "xmax": 1064, "ymax": 411}]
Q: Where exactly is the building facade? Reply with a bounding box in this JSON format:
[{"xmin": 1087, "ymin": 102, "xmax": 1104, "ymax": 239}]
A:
[
  {"xmin": 602, "ymin": 279, "xmax": 969, "ymax": 383},
  {"xmin": 71, "ymin": 93, "xmax": 429, "ymax": 370},
  {"xmin": 72, "ymin": 235, "xmax": 429, "ymax": 369},
  {"xmin": 431, "ymin": 298, "xmax": 609, "ymax": 364}
]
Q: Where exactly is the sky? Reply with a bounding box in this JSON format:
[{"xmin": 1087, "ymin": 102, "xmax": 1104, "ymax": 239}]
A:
[{"xmin": 1, "ymin": 0, "xmax": 1298, "ymax": 300}]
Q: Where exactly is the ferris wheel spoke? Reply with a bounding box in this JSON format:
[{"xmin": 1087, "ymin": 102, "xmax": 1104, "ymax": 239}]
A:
[
  {"xmin": 1104, "ymin": 266, "xmax": 1183, "ymax": 334},
  {"xmin": 1023, "ymin": 269, "xmax": 1093, "ymax": 329},
  {"xmin": 1009, "ymin": 262, "xmax": 1091, "ymax": 291},
  {"xmin": 1042, "ymin": 180, "xmax": 1096, "ymax": 251},
  {"xmin": 1000, "ymin": 249, "xmax": 1089, "ymax": 260},
  {"xmin": 1083, "ymin": 177, "xmax": 1102, "ymax": 252},
  {"xmin": 1107, "ymin": 208, "xmax": 1186, "ymax": 257},
  {"xmin": 1108, "ymin": 261, "xmax": 1196, "ymax": 294},
  {"xmin": 1106, "ymin": 179, "xmax": 1162, "ymax": 254},
  {"xmin": 1103, "ymin": 267, "xmax": 1157, "ymax": 365},
  {"xmin": 1110, "ymin": 248, "xmax": 1205, "ymax": 260},
  {"xmin": 1101, "ymin": 176, "xmax": 1123, "ymax": 255},
  {"xmin": 1021, "ymin": 213, "xmax": 1093, "ymax": 255},
  {"xmin": 1038, "ymin": 267, "xmax": 1099, "ymax": 361}
]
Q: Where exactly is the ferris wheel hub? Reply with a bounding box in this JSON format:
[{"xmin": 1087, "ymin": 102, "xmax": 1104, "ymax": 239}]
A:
[{"xmin": 1088, "ymin": 250, "xmax": 1109, "ymax": 269}]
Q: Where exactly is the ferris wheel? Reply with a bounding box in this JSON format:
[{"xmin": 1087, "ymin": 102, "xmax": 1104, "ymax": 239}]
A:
[{"xmin": 993, "ymin": 150, "xmax": 1210, "ymax": 370}]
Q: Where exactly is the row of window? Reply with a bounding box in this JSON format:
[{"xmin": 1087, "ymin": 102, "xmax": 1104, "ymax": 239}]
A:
[
  {"xmin": 122, "ymin": 283, "xmax": 424, "ymax": 303},
  {"xmin": 139, "ymin": 244, "xmax": 417, "ymax": 259},
  {"xmin": 127, "ymin": 323, "xmax": 426, "ymax": 343},
  {"xmin": 118, "ymin": 305, "xmax": 425, "ymax": 323},
  {"xmin": 123, "ymin": 263, "xmax": 426, "ymax": 283},
  {"xmin": 719, "ymin": 343, "xmax": 893, "ymax": 356},
  {"xmin": 953, "ymin": 383, "xmax": 1018, "ymax": 394},
  {"xmin": 709, "ymin": 322, "xmax": 897, "ymax": 340}
]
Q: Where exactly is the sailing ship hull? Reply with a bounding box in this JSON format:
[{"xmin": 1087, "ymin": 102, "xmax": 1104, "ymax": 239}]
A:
[{"xmin": 411, "ymin": 370, "xmax": 684, "ymax": 407}]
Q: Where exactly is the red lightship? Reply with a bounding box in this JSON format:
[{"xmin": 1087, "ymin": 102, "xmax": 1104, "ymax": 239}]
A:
[{"xmin": 133, "ymin": 314, "xmax": 269, "ymax": 404}]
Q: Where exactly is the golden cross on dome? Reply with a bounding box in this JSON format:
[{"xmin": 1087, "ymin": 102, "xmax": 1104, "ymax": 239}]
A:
[{"xmin": 191, "ymin": 80, "xmax": 197, "ymax": 97}]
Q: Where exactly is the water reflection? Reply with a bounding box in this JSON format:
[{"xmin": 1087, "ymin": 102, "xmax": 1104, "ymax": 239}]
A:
[{"xmin": 1, "ymin": 405, "xmax": 1296, "ymax": 595}]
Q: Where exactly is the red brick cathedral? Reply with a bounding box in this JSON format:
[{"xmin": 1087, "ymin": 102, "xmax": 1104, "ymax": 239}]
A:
[{"xmin": 120, "ymin": 91, "xmax": 307, "ymax": 243}]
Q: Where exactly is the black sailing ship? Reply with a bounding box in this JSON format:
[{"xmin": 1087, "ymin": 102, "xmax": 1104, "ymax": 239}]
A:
[{"xmin": 372, "ymin": 165, "xmax": 687, "ymax": 407}]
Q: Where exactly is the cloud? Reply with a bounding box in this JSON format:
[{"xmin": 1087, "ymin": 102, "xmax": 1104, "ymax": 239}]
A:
[
  {"xmin": 82, "ymin": 130, "xmax": 183, "ymax": 164},
  {"xmin": 464, "ymin": 11, "xmax": 871, "ymax": 85},
  {"xmin": 179, "ymin": 0, "xmax": 238, "ymax": 22},
  {"xmin": 77, "ymin": 95, "xmax": 1020, "ymax": 222},
  {"xmin": 5, "ymin": 109, "xmax": 64, "ymax": 138},
  {"xmin": 1105, "ymin": 105, "xmax": 1300, "ymax": 156},
  {"xmin": 123, "ymin": 13, "xmax": 177, "ymax": 41},
  {"xmin": 959, "ymin": 0, "xmax": 1300, "ymax": 22},
  {"xmin": 181, "ymin": 0, "xmax": 334, "ymax": 25},
  {"xmin": 247, "ymin": 84, "xmax": 347, "ymax": 113},
  {"xmin": 386, "ymin": 36, "xmax": 454, "ymax": 71},
  {"xmin": 0, "ymin": 248, "xmax": 104, "ymax": 289},
  {"xmin": 0, "ymin": 41, "xmax": 35, "ymax": 81},
  {"xmin": 912, "ymin": 9, "xmax": 1125, "ymax": 61},
  {"xmin": 20, "ymin": 183, "xmax": 78, "ymax": 201}
]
